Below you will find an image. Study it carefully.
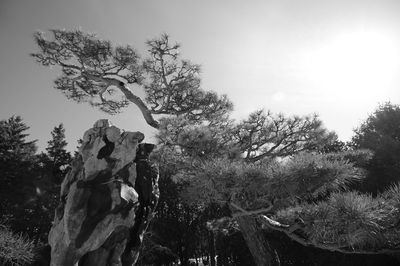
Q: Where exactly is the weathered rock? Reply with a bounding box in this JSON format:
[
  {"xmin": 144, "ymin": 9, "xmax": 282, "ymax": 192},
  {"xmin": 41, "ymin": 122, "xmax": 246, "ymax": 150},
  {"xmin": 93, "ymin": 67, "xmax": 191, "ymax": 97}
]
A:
[{"xmin": 49, "ymin": 119, "xmax": 159, "ymax": 266}]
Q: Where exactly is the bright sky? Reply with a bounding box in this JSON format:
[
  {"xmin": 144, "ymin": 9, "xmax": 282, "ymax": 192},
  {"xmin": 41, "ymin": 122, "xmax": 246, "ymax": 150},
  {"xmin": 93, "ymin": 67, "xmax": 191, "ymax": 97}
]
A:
[{"xmin": 1, "ymin": 0, "xmax": 399, "ymax": 151}]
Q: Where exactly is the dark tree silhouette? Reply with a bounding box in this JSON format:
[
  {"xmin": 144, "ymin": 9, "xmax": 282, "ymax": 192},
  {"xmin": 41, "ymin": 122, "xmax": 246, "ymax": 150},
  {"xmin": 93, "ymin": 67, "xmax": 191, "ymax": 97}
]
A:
[
  {"xmin": 0, "ymin": 116, "xmax": 37, "ymax": 218},
  {"xmin": 352, "ymin": 102, "xmax": 400, "ymax": 193},
  {"xmin": 45, "ymin": 123, "xmax": 72, "ymax": 183}
]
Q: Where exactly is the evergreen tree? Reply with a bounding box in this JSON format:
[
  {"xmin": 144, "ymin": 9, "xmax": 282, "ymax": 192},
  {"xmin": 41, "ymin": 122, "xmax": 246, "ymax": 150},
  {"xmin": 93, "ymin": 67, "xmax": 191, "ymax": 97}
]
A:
[
  {"xmin": 0, "ymin": 116, "xmax": 37, "ymax": 210},
  {"xmin": 0, "ymin": 116, "xmax": 38, "ymax": 236},
  {"xmin": 351, "ymin": 102, "xmax": 400, "ymax": 193},
  {"xmin": 0, "ymin": 118, "xmax": 72, "ymax": 243},
  {"xmin": 28, "ymin": 123, "xmax": 73, "ymax": 242},
  {"xmin": 45, "ymin": 123, "xmax": 71, "ymax": 183},
  {"xmin": 0, "ymin": 116, "xmax": 37, "ymax": 161}
]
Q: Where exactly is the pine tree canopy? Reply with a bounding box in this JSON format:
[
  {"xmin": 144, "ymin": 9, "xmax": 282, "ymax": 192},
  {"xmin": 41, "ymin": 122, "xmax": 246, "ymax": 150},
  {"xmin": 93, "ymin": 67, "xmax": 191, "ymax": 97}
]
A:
[
  {"xmin": 31, "ymin": 30, "xmax": 232, "ymax": 128},
  {"xmin": 0, "ymin": 116, "xmax": 37, "ymax": 161}
]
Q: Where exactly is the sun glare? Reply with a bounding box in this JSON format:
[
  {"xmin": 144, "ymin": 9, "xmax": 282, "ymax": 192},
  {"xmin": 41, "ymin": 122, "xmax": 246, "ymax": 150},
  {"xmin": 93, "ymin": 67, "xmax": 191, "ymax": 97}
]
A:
[{"xmin": 304, "ymin": 30, "xmax": 399, "ymax": 101}]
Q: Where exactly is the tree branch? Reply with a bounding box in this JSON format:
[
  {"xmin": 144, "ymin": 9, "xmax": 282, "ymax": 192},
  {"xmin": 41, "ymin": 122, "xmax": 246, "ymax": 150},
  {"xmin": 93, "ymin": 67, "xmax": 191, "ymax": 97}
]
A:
[
  {"xmin": 258, "ymin": 215, "xmax": 400, "ymax": 256},
  {"xmin": 230, "ymin": 202, "xmax": 273, "ymax": 218},
  {"xmin": 83, "ymin": 72, "xmax": 159, "ymax": 128}
]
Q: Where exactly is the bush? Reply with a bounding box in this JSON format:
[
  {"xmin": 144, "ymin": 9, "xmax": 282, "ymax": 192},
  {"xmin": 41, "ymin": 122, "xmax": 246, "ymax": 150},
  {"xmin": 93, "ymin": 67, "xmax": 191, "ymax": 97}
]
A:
[{"xmin": 0, "ymin": 223, "xmax": 36, "ymax": 266}]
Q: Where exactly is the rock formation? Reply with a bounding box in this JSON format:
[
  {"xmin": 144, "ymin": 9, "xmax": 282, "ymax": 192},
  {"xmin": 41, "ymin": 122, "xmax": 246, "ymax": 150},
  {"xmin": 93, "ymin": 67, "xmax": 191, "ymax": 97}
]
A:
[{"xmin": 49, "ymin": 120, "xmax": 159, "ymax": 266}]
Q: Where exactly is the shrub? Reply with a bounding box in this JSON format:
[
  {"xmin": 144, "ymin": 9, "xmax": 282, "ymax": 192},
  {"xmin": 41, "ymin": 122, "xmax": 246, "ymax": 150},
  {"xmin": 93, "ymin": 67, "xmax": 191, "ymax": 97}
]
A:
[{"xmin": 0, "ymin": 223, "xmax": 36, "ymax": 266}]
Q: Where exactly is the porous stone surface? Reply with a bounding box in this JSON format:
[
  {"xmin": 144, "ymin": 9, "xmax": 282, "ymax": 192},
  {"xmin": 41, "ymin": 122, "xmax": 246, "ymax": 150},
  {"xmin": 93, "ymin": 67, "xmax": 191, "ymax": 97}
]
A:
[{"xmin": 49, "ymin": 119, "xmax": 159, "ymax": 266}]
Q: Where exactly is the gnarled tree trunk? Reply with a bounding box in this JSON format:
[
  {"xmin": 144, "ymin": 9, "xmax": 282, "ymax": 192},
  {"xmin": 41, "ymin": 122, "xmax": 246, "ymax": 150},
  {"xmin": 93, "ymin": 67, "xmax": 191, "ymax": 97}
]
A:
[{"xmin": 236, "ymin": 216, "xmax": 279, "ymax": 266}]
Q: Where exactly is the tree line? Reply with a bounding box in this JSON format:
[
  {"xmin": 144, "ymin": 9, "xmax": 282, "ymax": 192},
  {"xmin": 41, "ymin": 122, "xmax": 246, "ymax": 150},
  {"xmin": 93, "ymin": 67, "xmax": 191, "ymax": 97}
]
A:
[{"xmin": 0, "ymin": 117, "xmax": 72, "ymax": 265}]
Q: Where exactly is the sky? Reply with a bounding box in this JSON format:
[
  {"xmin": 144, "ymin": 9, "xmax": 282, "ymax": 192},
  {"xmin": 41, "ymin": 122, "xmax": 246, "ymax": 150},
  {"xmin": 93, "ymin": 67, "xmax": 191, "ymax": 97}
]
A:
[{"xmin": 0, "ymin": 0, "xmax": 399, "ymax": 152}]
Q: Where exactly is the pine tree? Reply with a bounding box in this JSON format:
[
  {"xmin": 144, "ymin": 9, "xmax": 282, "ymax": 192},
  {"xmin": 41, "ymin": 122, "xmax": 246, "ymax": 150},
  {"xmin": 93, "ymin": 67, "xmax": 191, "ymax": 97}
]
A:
[
  {"xmin": 0, "ymin": 116, "xmax": 37, "ymax": 162},
  {"xmin": 0, "ymin": 116, "xmax": 37, "ymax": 203},
  {"xmin": 352, "ymin": 102, "xmax": 400, "ymax": 193},
  {"xmin": 0, "ymin": 116, "xmax": 39, "ymax": 237},
  {"xmin": 26, "ymin": 123, "xmax": 72, "ymax": 242},
  {"xmin": 45, "ymin": 123, "xmax": 71, "ymax": 183}
]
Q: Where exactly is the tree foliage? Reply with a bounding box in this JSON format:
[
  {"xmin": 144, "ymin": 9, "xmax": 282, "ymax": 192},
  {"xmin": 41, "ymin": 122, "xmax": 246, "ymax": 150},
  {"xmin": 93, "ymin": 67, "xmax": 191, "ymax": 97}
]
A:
[
  {"xmin": 352, "ymin": 102, "xmax": 400, "ymax": 193},
  {"xmin": 155, "ymin": 116, "xmax": 238, "ymax": 162},
  {"xmin": 274, "ymin": 183, "xmax": 400, "ymax": 253},
  {"xmin": 0, "ymin": 116, "xmax": 37, "ymax": 161},
  {"xmin": 0, "ymin": 117, "xmax": 73, "ymax": 245},
  {"xmin": 178, "ymin": 152, "xmax": 366, "ymax": 211},
  {"xmin": 45, "ymin": 123, "xmax": 72, "ymax": 183},
  {"xmin": 31, "ymin": 30, "xmax": 232, "ymax": 128},
  {"xmin": 0, "ymin": 116, "xmax": 37, "ymax": 222},
  {"xmin": 0, "ymin": 223, "xmax": 35, "ymax": 266},
  {"xmin": 234, "ymin": 110, "xmax": 336, "ymax": 161},
  {"xmin": 144, "ymin": 34, "xmax": 233, "ymax": 122}
]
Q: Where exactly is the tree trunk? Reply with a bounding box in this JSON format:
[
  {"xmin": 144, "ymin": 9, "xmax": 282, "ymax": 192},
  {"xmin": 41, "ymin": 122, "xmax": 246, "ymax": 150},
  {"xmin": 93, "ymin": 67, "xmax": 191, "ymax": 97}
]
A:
[
  {"xmin": 236, "ymin": 216, "xmax": 278, "ymax": 266},
  {"xmin": 208, "ymin": 231, "xmax": 216, "ymax": 266}
]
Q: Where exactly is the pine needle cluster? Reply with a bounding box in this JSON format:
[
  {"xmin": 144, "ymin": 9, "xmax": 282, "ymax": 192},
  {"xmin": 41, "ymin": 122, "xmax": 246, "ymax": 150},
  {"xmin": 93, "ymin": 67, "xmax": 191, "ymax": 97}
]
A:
[
  {"xmin": 0, "ymin": 223, "xmax": 36, "ymax": 266},
  {"xmin": 275, "ymin": 183, "xmax": 400, "ymax": 251}
]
